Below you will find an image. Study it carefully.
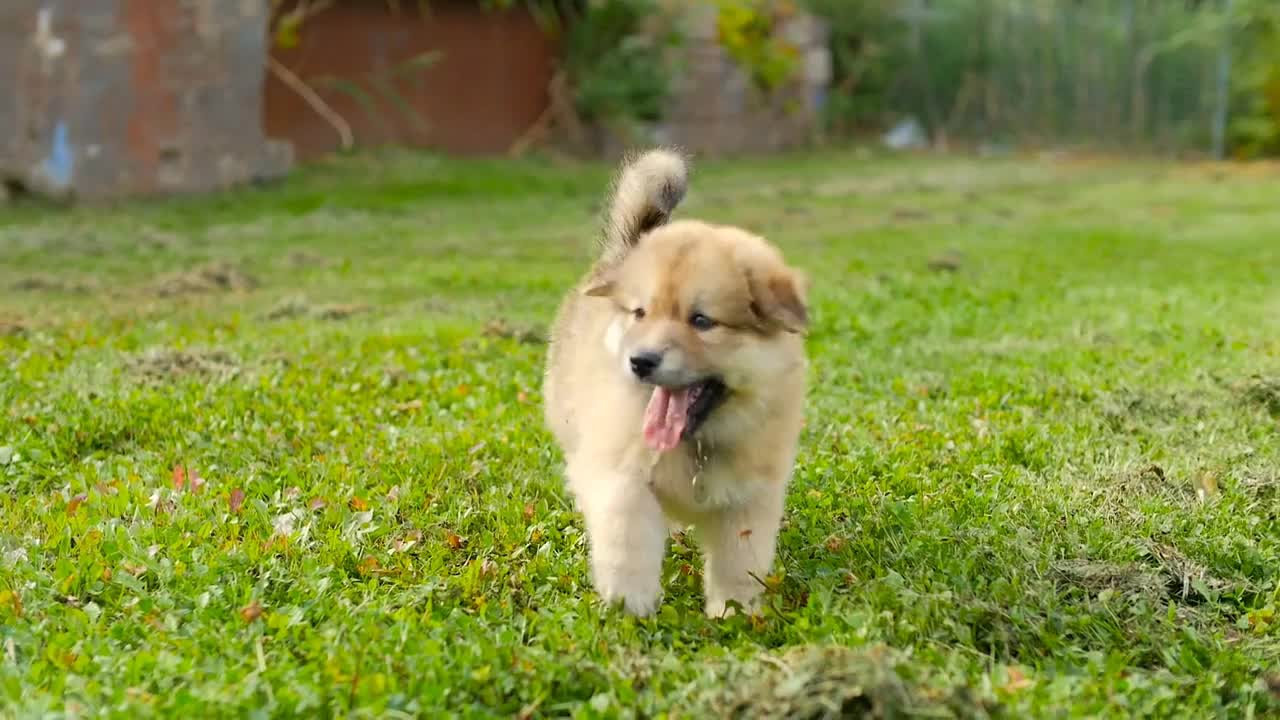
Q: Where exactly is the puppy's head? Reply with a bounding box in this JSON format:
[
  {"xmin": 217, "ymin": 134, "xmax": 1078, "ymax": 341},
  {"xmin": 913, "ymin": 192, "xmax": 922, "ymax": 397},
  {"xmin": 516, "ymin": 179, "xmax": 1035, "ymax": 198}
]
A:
[{"xmin": 585, "ymin": 220, "xmax": 808, "ymax": 451}]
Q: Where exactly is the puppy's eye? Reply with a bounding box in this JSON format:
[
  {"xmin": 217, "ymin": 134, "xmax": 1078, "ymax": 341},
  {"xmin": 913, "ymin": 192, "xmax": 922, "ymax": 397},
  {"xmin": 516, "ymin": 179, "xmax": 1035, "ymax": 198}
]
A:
[
  {"xmin": 632, "ymin": 308, "xmax": 646, "ymax": 320},
  {"xmin": 689, "ymin": 312, "xmax": 717, "ymax": 331}
]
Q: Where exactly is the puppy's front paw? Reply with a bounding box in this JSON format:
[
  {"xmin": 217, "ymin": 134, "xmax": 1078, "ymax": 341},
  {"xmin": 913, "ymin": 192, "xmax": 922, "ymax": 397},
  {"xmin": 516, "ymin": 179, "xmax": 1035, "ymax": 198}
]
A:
[
  {"xmin": 595, "ymin": 572, "xmax": 662, "ymax": 617},
  {"xmin": 704, "ymin": 592, "xmax": 761, "ymax": 620}
]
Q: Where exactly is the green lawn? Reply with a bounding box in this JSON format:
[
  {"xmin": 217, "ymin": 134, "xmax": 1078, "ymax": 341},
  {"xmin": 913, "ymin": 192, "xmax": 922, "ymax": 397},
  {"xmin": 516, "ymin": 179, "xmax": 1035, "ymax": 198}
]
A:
[{"xmin": 1, "ymin": 149, "xmax": 1278, "ymax": 718}]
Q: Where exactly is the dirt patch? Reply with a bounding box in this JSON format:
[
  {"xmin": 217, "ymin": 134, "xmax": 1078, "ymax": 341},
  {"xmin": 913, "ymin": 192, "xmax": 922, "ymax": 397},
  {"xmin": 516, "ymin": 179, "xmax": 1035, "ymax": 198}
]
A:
[
  {"xmin": 150, "ymin": 262, "xmax": 257, "ymax": 297},
  {"xmin": 482, "ymin": 319, "xmax": 545, "ymax": 344},
  {"xmin": 127, "ymin": 348, "xmax": 241, "ymax": 385},
  {"xmin": 1052, "ymin": 559, "xmax": 1166, "ymax": 597},
  {"xmin": 1146, "ymin": 543, "xmax": 1248, "ymax": 604},
  {"xmin": 1115, "ymin": 463, "xmax": 1186, "ymax": 498},
  {"xmin": 313, "ymin": 303, "xmax": 367, "ymax": 320},
  {"xmin": 0, "ymin": 317, "xmax": 30, "ymax": 336},
  {"xmin": 1237, "ymin": 375, "xmax": 1280, "ymax": 416},
  {"xmin": 1055, "ymin": 544, "xmax": 1251, "ymax": 605},
  {"xmin": 140, "ymin": 228, "xmax": 183, "ymax": 250},
  {"xmin": 286, "ymin": 250, "xmax": 335, "ymax": 268},
  {"xmin": 890, "ymin": 208, "xmax": 932, "ymax": 223},
  {"xmin": 1100, "ymin": 389, "xmax": 1211, "ymax": 433},
  {"xmin": 715, "ymin": 645, "xmax": 996, "ymax": 719},
  {"xmin": 262, "ymin": 296, "xmax": 369, "ymax": 321},
  {"xmin": 10, "ymin": 274, "xmax": 97, "ymax": 294},
  {"xmin": 927, "ymin": 251, "xmax": 964, "ymax": 273},
  {"xmin": 1239, "ymin": 471, "xmax": 1278, "ymax": 511},
  {"xmin": 263, "ymin": 296, "xmax": 309, "ymax": 320}
]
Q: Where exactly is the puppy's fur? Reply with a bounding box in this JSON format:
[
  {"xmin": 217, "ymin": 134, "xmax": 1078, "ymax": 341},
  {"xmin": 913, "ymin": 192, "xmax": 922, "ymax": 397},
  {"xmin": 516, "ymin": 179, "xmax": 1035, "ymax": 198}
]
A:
[{"xmin": 544, "ymin": 149, "xmax": 808, "ymax": 617}]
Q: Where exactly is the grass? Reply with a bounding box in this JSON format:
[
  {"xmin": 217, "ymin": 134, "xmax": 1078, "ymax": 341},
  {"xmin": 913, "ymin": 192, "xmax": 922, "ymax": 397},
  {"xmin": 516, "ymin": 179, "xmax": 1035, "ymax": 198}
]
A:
[{"xmin": 1, "ymin": 148, "xmax": 1278, "ymax": 718}]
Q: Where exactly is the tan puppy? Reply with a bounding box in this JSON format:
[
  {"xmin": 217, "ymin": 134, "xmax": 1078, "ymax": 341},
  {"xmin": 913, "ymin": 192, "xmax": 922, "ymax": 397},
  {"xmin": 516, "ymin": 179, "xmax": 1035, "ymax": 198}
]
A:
[{"xmin": 544, "ymin": 149, "xmax": 808, "ymax": 617}]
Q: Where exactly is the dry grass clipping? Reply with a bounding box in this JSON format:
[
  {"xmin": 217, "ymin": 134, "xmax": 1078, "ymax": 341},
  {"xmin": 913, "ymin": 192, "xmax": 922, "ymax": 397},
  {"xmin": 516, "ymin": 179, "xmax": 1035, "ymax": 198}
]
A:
[
  {"xmin": 717, "ymin": 645, "xmax": 996, "ymax": 720},
  {"xmin": 151, "ymin": 262, "xmax": 257, "ymax": 297},
  {"xmin": 127, "ymin": 348, "xmax": 241, "ymax": 385}
]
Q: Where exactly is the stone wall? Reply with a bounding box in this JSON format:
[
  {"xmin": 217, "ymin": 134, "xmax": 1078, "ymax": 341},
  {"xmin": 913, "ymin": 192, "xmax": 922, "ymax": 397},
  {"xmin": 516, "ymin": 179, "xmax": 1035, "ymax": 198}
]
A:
[
  {"xmin": 656, "ymin": 7, "xmax": 831, "ymax": 157},
  {"xmin": 0, "ymin": 0, "xmax": 290, "ymax": 202}
]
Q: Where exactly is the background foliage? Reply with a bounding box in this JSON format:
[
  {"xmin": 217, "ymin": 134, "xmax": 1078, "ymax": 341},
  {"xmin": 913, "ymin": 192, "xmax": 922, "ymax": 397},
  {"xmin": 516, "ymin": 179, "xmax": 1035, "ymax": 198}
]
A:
[
  {"xmin": 803, "ymin": 0, "xmax": 1280, "ymax": 157},
  {"xmin": 266, "ymin": 0, "xmax": 1280, "ymax": 157}
]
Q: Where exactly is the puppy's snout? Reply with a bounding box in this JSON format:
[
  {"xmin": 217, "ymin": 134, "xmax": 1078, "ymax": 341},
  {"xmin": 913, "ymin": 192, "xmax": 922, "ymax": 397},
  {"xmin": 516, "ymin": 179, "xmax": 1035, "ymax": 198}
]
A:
[{"xmin": 629, "ymin": 351, "xmax": 662, "ymax": 379}]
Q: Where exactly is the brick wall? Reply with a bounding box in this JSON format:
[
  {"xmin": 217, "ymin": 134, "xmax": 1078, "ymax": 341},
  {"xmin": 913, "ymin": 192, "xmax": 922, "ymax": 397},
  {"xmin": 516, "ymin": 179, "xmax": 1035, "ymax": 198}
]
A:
[{"xmin": 265, "ymin": 0, "xmax": 555, "ymax": 161}]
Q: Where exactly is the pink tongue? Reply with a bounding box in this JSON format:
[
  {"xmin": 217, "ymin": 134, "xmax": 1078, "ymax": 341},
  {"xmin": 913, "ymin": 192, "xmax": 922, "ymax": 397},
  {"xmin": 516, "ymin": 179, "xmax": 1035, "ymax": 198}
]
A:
[{"xmin": 642, "ymin": 386, "xmax": 692, "ymax": 452}]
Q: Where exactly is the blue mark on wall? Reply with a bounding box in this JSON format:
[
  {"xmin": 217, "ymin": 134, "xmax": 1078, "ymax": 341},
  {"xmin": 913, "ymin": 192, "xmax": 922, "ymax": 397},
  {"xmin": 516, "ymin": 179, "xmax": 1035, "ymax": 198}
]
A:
[{"xmin": 42, "ymin": 122, "xmax": 75, "ymax": 189}]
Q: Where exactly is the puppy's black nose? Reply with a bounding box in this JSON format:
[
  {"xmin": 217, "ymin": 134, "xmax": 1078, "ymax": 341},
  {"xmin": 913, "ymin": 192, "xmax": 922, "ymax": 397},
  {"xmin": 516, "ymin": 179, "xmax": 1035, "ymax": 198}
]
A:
[{"xmin": 629, "ymin": 352, "xmax": 661, "ymax": 379}]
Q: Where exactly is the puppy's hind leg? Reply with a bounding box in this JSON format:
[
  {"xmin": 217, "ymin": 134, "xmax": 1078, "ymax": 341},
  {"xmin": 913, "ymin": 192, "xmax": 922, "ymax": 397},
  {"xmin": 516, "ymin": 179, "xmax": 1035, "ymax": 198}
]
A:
[
  {"xmin": 567, "ymin": 456, "xmax": 667, "ymax": 617},
  {"xmin": 697, "ymin": 483, "xmax": 785, "ymax": 618}
]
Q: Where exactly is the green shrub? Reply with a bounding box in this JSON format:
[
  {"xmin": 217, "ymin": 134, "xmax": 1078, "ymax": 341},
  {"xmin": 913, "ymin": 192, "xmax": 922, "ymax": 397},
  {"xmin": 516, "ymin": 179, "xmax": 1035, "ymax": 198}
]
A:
[
  {"xmin": 1229, "ymin": 0, "xmax": 1280, "ymax": 158},
  {"xmin": 562, "ymin": 0, "xmax": 683, "ymax": 126},
  {"xmin": 714, "ymin": 0, "xmax": 801, "ymax": 95}
]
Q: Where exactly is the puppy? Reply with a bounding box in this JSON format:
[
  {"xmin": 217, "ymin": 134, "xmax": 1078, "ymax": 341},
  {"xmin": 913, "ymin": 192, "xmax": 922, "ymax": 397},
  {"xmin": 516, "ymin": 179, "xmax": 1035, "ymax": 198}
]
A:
[{"xmin": 543, "ymin": 149, "xmax": 808, "ymax": 617}]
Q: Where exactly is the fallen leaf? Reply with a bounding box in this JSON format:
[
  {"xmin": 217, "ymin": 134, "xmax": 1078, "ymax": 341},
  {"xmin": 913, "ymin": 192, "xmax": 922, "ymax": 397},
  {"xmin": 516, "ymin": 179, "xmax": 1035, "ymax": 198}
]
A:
[
  {"xmin": 240, "ymin": 601, "xmax": 263, "ymax": 623},
  {"xmin": 170, "ymin": 465, "xmax": 205, "ymax": 494},
  {"xmin": 1196, "ymin": 471, "xmax": 1219, "ymax": 503},
  {"xmin": 122, "ymin": 561, "xmax": 147, "ymax": 577},
  {"xmin": 1002, "ymin": 667, "xmax": 1033, "ymax": 692},
  {"xmin": 125, "ymin": 687, "xmax": 154, "ymax": 703},
  {"xmin": 0, "ymin": 590, "xmax": 22, "ymax": 618},
  {"xmin": 284, "ymin": 486, "xmax": 301, "ymax": 501},
  {"xmin": 739, "ymin": 528, "xmax": 754, "ymax": 539},
  {"xmin": 395, "ymin": 399, "xmax": 423, "ymax": 413},
  {"xmin": 66, "ymin": 493, "xmax": 88, "ymax": 516},
  {"xmin": 386, "ymin": 485, "xmax": 401, "ymax": 503},
  {"xmin": 357, "ymin": 556, "xmax": 382, "ymax": 576},
  {"xmin": 517, "ymin": 391, "xmax": 529, "ymax": 404},
  {"xmin": 228, "ymin": 488, "xmax": 246, "ymax": 514},
  {"xmin": 522, "ymin": 503, "xmax": 535, "ymax": 521},
  {"xmin": 148, "ymin": 489, "xmax": 173, "ymax": 516},
  {"xmin": 445, "ymin": 532, "xmax": 466, "ymax": 550},
  {"xmin": 349, "ymin": 496, "xmax": 369, "ymax": 512},
  {"xmin": 824, "ymin": 535, "xmax": 847, "ymax": 552}
]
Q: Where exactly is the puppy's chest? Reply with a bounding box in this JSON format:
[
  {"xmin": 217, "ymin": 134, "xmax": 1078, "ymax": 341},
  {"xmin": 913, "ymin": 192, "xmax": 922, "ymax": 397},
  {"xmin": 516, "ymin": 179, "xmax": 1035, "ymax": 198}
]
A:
[{"xmin": 646, "ymin": 449, "xmax": 761, "ymax": 520}]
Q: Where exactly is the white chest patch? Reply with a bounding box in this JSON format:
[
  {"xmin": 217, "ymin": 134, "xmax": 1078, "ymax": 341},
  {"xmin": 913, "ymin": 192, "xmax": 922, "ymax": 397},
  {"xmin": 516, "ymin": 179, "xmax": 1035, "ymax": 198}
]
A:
[
  {"xmin": 603, "ymin": 317, "xmax": 625, "ymax": 356},
  {"xmin": 649, "ymin": 455, "xmax": 764, "ymax": 522}
]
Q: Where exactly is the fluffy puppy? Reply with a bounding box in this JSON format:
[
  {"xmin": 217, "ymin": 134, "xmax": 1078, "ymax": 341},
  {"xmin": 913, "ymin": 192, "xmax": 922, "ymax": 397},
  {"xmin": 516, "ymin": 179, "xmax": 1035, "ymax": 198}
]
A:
[{"xmin": 544, "ymin": 149, "xmax": 808, "ymax": 617}]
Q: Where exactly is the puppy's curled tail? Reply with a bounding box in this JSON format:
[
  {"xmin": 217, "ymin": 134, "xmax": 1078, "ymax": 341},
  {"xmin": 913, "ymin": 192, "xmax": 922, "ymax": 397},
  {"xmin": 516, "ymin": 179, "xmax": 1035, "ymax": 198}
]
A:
[{"xmin": 600, "ymin": 148, "xmax": 688, "ymax": 262}]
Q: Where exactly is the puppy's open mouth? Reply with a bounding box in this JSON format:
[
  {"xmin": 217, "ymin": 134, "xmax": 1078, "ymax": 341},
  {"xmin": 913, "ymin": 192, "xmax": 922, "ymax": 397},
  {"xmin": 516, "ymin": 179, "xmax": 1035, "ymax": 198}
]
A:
[{"xmin": 641, "ymin": 378, "xmax": 727, "ymax": 452}]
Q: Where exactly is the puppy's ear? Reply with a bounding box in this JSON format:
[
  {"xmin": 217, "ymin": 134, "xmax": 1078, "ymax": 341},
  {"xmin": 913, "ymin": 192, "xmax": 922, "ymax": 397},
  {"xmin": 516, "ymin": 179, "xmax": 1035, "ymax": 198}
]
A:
[{"xmin": 747, "ymin": 266, "xmax": 809, "ymax": 334}]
